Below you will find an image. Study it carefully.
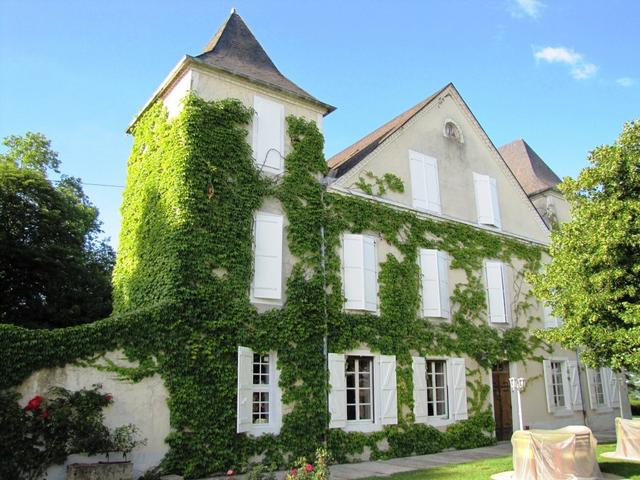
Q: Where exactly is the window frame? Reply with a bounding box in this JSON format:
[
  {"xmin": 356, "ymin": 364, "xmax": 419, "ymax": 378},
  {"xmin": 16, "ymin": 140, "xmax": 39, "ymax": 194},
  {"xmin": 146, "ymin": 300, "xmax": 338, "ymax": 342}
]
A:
[
  {"xmin": 425, "ymin": 359, "xmax": 449, "ymax": 421},
  {"xmin": 345, "ymin": 355, "xmax": 375, "ymax": 424}
]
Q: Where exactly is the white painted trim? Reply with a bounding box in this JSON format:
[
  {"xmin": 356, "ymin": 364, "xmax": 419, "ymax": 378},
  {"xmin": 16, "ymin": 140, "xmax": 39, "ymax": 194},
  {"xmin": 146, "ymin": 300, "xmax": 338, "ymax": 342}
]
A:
[{"xmin": 328, "ymin": 185, "xmax": 549, "ymax": 247}]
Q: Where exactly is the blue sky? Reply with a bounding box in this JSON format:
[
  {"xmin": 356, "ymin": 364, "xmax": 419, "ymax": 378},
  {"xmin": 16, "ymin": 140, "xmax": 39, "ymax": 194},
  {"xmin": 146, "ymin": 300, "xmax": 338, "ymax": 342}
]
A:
[{"xmin": 1, "ymin": 0, "xmax": 638, "ymax": 249}]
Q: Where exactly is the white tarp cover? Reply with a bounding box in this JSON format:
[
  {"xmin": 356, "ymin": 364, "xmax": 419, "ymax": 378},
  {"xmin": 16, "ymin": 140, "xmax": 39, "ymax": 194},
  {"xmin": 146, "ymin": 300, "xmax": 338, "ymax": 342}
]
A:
[
  {"xmin": 615, "ymin": 417, "xmax": 640, "ymax": 460},
  {"xmin": 511, "ymin": 426, "xmax": 603, "ymax": 479}
]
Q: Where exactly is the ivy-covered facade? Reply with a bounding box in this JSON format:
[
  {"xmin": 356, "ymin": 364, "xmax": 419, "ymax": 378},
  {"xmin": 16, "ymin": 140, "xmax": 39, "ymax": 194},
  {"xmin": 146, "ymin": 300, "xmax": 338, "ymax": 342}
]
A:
[{"xmin": 1, "ymin": 10, "xmax": 630, "ymax": 480}]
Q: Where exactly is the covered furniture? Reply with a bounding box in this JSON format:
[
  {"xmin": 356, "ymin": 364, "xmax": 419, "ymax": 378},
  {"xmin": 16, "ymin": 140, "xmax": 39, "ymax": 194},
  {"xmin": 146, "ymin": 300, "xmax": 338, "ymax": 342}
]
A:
[
  {"xmin": 492, "ymin": 426, "xmax": 604, "ymax": 480},
  {"xmin": 601, "ymin": 417, "xmax": 640, "ymax": 463}
]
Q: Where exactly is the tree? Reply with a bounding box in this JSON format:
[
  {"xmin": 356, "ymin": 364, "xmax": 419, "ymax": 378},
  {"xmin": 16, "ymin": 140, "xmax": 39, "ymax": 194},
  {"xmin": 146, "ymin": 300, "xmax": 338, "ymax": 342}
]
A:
[
  {"xmin": 532, "ymin": 120, "xmax": 640, "ymax": 371},
  {"xmin": 0, "ymin": 132, "xmax": 115, "ymax": 328}
]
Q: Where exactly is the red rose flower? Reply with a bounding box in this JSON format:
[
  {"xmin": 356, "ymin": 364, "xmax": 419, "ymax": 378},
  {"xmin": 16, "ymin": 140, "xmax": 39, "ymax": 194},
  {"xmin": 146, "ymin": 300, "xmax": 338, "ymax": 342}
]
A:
[
  {"xmin": 42, "ymin": 409, "xmax": 50, "ymax": 418},
  {"xmin": 104, "ymin": 394, "xmax": 113, "ymax": 402},
  {"xmin": 305, "ymin": 464, "xmax": 314, "ymax": 472},
  {"xmin": 291, "ymin": 468, "xmax": 297, "ymax": 477},
  {"xmin": 25, "ymin": 395, "xmax": 43, "ymax": 411}
]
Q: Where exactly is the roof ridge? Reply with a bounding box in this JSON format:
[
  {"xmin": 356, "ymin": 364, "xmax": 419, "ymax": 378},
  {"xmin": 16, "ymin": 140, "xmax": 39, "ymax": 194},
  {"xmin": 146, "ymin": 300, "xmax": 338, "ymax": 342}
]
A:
[{"xmin": 327, "ymin": 84, "xmax": 450, "ymax": 175}]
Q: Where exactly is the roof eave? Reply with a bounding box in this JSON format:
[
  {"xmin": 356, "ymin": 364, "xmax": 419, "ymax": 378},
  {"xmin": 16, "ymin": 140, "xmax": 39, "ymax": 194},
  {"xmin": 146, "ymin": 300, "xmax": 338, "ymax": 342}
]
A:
[
  {"xmin": 127, "ymin": 55, "xmax": 336, "ymax": 133},
  {"xmin": 188, "ymin": 56, "xmax": 336, "ymax": 115}
]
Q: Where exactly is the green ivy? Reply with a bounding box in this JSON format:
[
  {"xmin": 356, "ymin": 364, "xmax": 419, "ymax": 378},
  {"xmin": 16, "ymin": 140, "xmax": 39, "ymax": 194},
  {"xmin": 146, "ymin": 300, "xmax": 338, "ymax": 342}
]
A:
[{"xmin": 0, "ymin": 93, "xmax": 547, "ymax": 478}]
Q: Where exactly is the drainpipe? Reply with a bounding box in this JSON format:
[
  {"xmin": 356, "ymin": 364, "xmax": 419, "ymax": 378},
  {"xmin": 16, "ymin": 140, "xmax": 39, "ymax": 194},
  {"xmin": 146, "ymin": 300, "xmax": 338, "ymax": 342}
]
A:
[
  {"xmin": 575, "ymin": 348, "xmax": 588, "ymax": 427},
  {"xmin": 320, "ymin": 180, "xmax": 330, "ymax": 447}
]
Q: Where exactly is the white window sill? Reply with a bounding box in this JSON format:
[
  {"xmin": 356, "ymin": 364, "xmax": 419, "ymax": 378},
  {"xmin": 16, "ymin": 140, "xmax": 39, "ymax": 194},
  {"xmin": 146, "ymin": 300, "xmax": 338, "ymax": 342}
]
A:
[
  {"xmin": 245, "ymin": 423, "xmax": 281, "ymax": 436},
  {"xmin": 551, "ymin": 409, "xmax": 574, "ymax": 417},
  {"xmin": 343, "ymin": 421, "xmax": 383, "ymax": 433},
  {"xmin": 592, "ymin": 406, "xmax": 613, "ymax": 414},
  {"xmin": 250, "ymin": 294, "xmax": 284, "ymax": 307},
  {"xmin": 424, "ymin": 417, "xmax": 454, "ymax": 427},
  {"xmin": 413, "ymin": 205, "xmax": 442, "ymax": 216}
]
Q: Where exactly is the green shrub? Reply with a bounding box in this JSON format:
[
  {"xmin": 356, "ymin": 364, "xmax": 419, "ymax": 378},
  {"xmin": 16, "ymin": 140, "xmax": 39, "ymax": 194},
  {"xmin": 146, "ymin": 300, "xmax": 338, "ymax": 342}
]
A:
[
  {"xmin": 446, "ymin": 411, "xmax": 497, "ymax": 450},
  {"xmin": 630, "ymin": 398, "xmax": 640, "ymax": 416}
]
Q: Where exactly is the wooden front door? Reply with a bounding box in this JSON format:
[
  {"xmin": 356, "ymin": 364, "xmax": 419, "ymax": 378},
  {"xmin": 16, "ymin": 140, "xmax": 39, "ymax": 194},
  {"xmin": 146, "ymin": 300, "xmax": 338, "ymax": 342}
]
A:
[{"xmin": 492, "ymin": 361, "xmax": 513, "ymax": 441}]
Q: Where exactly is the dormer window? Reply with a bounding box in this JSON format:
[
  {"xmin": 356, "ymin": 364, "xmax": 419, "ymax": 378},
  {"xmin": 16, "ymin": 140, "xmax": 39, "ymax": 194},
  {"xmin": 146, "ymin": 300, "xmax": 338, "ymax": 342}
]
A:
[{"xmin": 443, "ymin": 120, "xmax": 463, "ymax": 143}]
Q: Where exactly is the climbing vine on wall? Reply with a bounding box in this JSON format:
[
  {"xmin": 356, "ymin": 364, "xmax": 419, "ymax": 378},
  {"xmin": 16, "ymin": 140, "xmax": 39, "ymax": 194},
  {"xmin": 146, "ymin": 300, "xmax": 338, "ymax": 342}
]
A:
[{"xmin": 0, "ymin": 93, "xmax": 547, "ymax": 478}]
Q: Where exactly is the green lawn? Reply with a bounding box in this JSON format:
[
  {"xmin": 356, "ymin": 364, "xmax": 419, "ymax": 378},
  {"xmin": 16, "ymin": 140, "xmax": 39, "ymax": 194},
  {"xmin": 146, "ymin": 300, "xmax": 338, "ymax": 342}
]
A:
[{"xmin": 361, "ymin": 444, "xmax": 640, "ymax": 480}]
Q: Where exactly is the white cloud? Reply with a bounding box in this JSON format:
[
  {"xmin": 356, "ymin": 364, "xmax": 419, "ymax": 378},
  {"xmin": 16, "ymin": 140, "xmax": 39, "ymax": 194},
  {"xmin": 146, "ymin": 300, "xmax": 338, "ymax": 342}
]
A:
[
  {"xmin": 571, "ymin": 63, "xmax": 598, "ymax": 80},
  {"xmin": 533, "ymin": 46, "xmax": 598, "ymax": 80},
  {"xmin": 511, "ymin": 0, "xmax": 545, "ymax": 19},
  {"xmin": 616, "ymin": 77, "xmax": 636, "ymax": 87}
]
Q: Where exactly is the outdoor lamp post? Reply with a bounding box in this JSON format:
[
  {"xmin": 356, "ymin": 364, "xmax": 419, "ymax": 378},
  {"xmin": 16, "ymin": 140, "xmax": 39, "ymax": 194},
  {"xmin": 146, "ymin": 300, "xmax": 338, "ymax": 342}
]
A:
[{"xmin": 509, "ymin": 377, "xmax": 527, "ymax": 431}]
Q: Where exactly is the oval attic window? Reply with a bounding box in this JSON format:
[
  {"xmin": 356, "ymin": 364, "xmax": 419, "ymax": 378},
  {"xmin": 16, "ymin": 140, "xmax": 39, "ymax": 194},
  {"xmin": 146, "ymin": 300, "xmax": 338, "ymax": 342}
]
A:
[{"xmin": 444, "ymin": 121, "xmax": 463, "ymax": 143}]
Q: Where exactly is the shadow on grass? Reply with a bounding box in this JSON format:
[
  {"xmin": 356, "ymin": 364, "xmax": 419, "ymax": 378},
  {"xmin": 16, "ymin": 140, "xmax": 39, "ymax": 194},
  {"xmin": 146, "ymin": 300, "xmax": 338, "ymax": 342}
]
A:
[{"xmin": 599, "ymin": 443, "xmax": 640, "ymax": 480}]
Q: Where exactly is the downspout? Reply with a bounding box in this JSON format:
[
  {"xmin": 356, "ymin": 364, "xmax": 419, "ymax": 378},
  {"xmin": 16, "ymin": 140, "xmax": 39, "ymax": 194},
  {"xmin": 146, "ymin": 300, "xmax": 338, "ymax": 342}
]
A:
[
  {"xmin": 575, "ymin": 348, "xmax": 588, "ymax": 427},
  {"xmin": 320, "ymin": 181, "xmax": 330, "ymax": 447}
]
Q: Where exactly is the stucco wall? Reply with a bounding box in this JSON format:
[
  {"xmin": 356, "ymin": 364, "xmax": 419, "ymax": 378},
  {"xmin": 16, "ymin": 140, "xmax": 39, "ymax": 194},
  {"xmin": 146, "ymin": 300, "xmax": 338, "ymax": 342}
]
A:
[
  {"xmin": 17, "ymin": 351, "xmax": 170, "ymax": 480},
  {"xmin": 331, "ymin": 89, "xmax": 550, "ymax": 245}
]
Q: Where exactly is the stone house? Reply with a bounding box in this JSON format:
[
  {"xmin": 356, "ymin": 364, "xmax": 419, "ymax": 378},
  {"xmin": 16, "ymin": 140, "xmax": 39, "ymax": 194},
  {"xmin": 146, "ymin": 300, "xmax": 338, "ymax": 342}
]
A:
[{"xmin": 12, "ymin": 10, "xmax": 631, "ymax": 479}]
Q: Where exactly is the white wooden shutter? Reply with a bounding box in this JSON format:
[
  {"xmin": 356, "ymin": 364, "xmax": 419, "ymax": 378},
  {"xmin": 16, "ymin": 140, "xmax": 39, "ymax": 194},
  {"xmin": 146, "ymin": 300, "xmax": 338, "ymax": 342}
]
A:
[
  {"xmin": 437, "ymin": 251, "xmax": 450, "ymax": 319},
  {"xmin": 543, "ymin": 304, "xmax": 560, "ymax": 329},
  {"xmin": 474, "ymin": 173, "xmax": 493, "ymax": 225},
  {"xmin": 412, "ymin": 357, "xmax": 428, "ymax": 423},
  {"xmin": 363, "ymin": 236, "xmax": 378, "ymax": 312},
  {"xmin": 409, "ymin": 150, "xmax": 441, "ymax": 214},
  {"xmin": 237, "ymin": 346, "xmax": 253, "ymax": 433},
  {"xmin": 543, "ymin": 360, "xmax": 555, "ymax": 413},
  {"xmin": 586, "ymin": 368, "xmax": 599, "ymax": 410},
  {"xmin": 253, "ymin": 212, "xmax": 283, "ymax": 300},
  {"xmin": 252, "ymin": 95, "xmax": 284, "ymax": 173},
  {"xmin": 328, "ymin": 353, "xmax": 347, "ymax": 428},
  {"xmin": 604, "ymin": 368, "xmax": 621, "ymax": 407},
  {"xmin": 420, "ymin": 249, "xmax": 440, "ymax": 317},
  {"xmin": 485, "ymin": 261, "xmax": 507, "ymax": 323},
  {"xmin": 567, "ymin": 360, "xmax": 583, "ymax": 411},
  {"xmin": 342, "ymin": 234, "xmax": 377, "ymax": 311},
  {"xmin": 489, "ymin": 177, "xmax": 502, "ymax": 229},
  {"xmin": 343, "ymin": 235, "xmax": 364, "ymax": 310},
  {"xmin": 378, "ymin": 355, "xmax": 398, "ymax": 425},
  {"xmin": 419, "ymin": 249, "xmax": 449, "ymax": 318},
  {"xmin": 410, "ymin": 153, "xmax": 428, "ymax": 211},
  {"xmin": 474, "ymin": 173, "xmax": 500, "ymax": 227},
  {"xmin": 448, "ymin": 358, "xmax": 468, "ymax": 420}
]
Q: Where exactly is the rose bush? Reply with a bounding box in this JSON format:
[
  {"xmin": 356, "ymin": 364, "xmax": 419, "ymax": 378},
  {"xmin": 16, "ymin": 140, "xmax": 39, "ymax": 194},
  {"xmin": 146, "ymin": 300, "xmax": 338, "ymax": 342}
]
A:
[
  {"xmin": 0, "ymin": 385, "xmax": 145, "ymax": 480},
  {"xmin": 285, "ymin": 448, "xmax": 328, "ymax": 480}
]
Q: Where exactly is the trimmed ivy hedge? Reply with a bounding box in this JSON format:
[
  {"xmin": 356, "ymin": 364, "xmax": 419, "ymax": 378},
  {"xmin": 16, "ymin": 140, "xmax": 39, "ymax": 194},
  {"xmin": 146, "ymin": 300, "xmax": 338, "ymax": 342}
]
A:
[{"xmin": 0, "ymin": 94, "xmax": 546, "ymax": 478}]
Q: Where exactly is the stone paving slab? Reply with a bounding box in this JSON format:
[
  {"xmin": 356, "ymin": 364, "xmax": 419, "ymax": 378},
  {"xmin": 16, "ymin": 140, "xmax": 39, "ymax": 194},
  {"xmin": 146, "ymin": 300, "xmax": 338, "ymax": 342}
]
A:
[{"xmin": 330, "ymin": 443, "xmax": 513, "ymax": 480}]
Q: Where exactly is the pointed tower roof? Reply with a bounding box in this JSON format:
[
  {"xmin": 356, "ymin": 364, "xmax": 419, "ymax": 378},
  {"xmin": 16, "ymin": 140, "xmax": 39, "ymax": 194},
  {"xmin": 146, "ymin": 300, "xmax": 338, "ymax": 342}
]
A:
[
  {"xmin": 498, "ymin": 139, "xmax": 561, "ymax": 196},
  {"xmin": 195, "ymin": 11, "xmax": 334, "ymax": 112}
]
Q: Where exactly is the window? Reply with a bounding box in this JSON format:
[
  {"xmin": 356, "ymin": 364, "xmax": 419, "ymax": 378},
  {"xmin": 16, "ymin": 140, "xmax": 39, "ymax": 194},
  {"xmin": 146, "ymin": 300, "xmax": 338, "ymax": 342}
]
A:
[
  {"xmin": 252, "ymin": 212, "xmax": 284, "ymax": 303},
  {"xmin": 346, "ymin": 356, "xmax": 374, "ymax": 421},
  {"xmin": 543, "ymin": 359, "xmax": 582, "ymax": 414},
  {"xmin": 485, "ymin": 261, "xmax": 508, "ymax": 324},
  {"xmin": 237, "ymin": 346, "xmax": 281, "ymax": 435},
  {"xmin": 328, "ymin": 351, "xmax": 398, "ymax": 431},
  {"xmin": 252, "ymin": 354, "xmax": 270, "ymax": 424},
  {"xmin": 419, "ymin": 249, "xmax": 449, "ymax": 319},
  {"xmin": 593, "ymin": 369, "xmax": 606, "ymax": 407},
  {"xmin": 473, "ymin": 172, "xmax": 501, "ymax": 228},
  {"xmin": 412, "ymin": 356, "xmax": 468, "ymax": 426},
  {"xmin": 426, "ymin": 360, "xmax": 448, "ymax": 418},
  {"xmin": 342, "ymin": 234, "xmax": 378, "ymax": 312},
  {"xmin": 443, "ymin": 120, "xmax": 463, "ymax": 143},
  {"xmin": 252, "ymin": 95, "xmax": 284, "ymax": 174},
  {"xmin": 550, "ymin": 361, "xmax": 566, "ymax": 409},
  {"xmin": 588, "ymin": 367, "xmax": 620, "ymax": 410},
  {"xmin": 543, "ymin": 304, "xmax": 562, "ymax": 329},
  {"xmin": 409, "ymin": 150, "xmax": 441, "ymax": 214}
]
